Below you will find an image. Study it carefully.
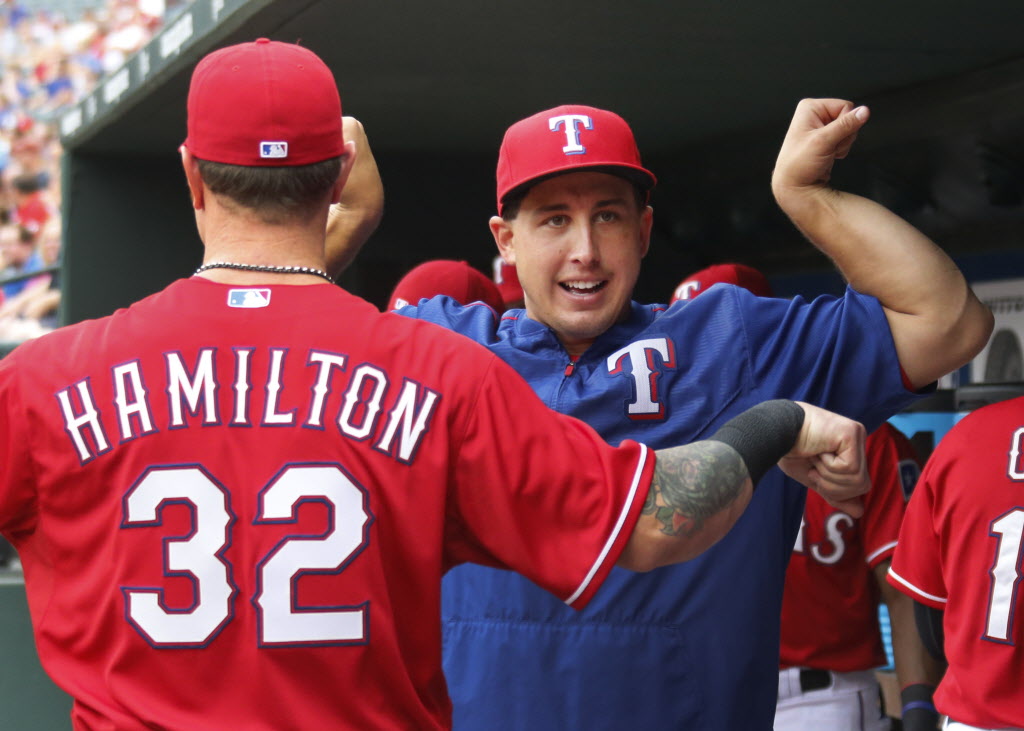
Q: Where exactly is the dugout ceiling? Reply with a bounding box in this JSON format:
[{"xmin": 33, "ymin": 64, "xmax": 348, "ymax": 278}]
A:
[{"xmin": 58, "ymin": 0, "xmax": 1024, "ymax": 319}]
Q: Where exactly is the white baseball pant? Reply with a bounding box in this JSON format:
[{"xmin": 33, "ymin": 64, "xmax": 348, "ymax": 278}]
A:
[{"xmin": 775, "ymin": 667, "xmax": 891, "ymax": 731}]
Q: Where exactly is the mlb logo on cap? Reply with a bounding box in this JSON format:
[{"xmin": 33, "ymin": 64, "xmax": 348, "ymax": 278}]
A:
[{"xmin": 260, "ymin": 141, "xmax": 289, "ymax": 159}]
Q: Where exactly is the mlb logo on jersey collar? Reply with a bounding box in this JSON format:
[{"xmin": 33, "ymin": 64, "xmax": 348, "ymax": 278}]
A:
[{"xmin": 228, "ymin": 289, "xmax": 271, "ymax": 308}]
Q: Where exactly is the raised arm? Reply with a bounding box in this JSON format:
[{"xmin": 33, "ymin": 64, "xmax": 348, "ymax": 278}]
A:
[
  {"xmin": 771, "ymin": 98, "xmax": 993, "ymax": 389},
  {"xmin": 325, "ymin": 117, "xmax": 384, "ymax": 278},
  {"xmin": 619, "ymin": 400, "xmax": 868, "ymax": 571}
]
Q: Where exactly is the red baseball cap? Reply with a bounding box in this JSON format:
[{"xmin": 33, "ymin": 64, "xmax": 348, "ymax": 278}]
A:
[
  {"xmin": 388, "ymin": 260, "xmax": 506, "ymax": 313},
  {"xmin": 184, "ymin": 39, "xmax": 344, "ymax": 166},
  {"xmin": 670, "ymin": 263, "xmax": 774, "ymax": 303},
  {"xmin": 15, "ymin": 196, "xmax": 49, "ymax": 234},
  {"xmin": 495, "ymin": 104, "xmax": 656, "ymax": 215},
  {"xmin": 491, "ymin": 255, "xmax": 524, "ymax": 307}
]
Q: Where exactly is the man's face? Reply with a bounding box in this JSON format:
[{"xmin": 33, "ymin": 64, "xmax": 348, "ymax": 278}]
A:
[
  {"xmin": 0, "ymin": 227, "xmax": 29, "ymax": 267},
  {"xmin": 491, "ymin": 172, "xmax": 652, "ymax": 355},
  {"xmin": 39, "ymin": 220, "xmax": 61, "ymax": 265}
]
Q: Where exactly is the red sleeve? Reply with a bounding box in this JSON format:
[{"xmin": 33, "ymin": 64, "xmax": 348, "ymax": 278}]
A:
[
  {"xmin": 444, "ymin": 355, "xmax": 653, "ymax": 609},
  {"xmin": 887, "ymin": 436, "xmax": 948, "ymax": 610},
  {"xmin": 861, "ymin": 424, "xmax": 919, "ymax": 568}
]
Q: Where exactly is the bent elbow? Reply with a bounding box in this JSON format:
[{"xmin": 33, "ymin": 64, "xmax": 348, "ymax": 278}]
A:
[
  {"xmin": 949, "ymin": 286, "xmax": 995, "ymax": 360},
  {"xmin": 615, "ymin": 534, "xmax": 668, "ymax": 573},
  {"xmin": 938, "ymin": 295, "xmax": 995, "ymax": 378},
  {"xmin": 616, "ymin": 529, "xmax": 716, "ymax": 573},
  {"xmin": 616, "ymin": 551, "xmax": 658, "ymax": 573},
  {"xmin": 899, "ymin": 292, "xmax": 995, "ymax": 388},
  {"xmin": 965, "ymin": 298, "xmax": 995, "ymax": 360}
]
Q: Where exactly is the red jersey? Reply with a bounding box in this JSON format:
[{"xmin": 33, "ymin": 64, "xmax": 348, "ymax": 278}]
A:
[
  {"xmin": 780, "ymin": 423, "xmax": 919, "ymax": 671},
  {"xmin": 888, "ymin": 396, "xmax": 1024, "ymax": 728},
  {"xmin": 0, "ymin": 278, "xmax": 654, "ymax": 731}
]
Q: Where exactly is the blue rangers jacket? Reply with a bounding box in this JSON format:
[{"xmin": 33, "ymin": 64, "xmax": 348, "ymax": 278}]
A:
[{"xmin": 404, "ymin": 284, "xmax": 922, "ymax": 730}]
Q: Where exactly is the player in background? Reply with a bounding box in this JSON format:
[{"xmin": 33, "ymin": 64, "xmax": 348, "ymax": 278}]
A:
[
  {"xmin": 673, "ymin": 264, "xmax": 944, "ymax": 730},
  {"xmin": 387, "ymin": 259, "xmax": 504, "ymax": 312},
  {"xmin": 780, "ymin": 423, "xmax": 944, "ymax": 731},
  {"xmin": 491, "ymin": 253, "xmax": 524, "ymax": 309},
  {"xmin": 668, "ymin": 262, "xmax": 774, "ymax": 303},
  {"xmin": 888, "ymin": 396, "xmax": 1024, "ymax": 730},
  {"xmin": 0, "ymin": 39, "xmax": 873, "ymax": 730},
  {"xmin": 326, "ymin": 102, "xmax": 992, "ymax": 729}
]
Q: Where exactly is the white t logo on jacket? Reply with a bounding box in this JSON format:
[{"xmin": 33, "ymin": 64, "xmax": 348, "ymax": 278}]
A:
[{"xmin": 607, "ymin": 338, "xmax": 676, "ymax": 420}]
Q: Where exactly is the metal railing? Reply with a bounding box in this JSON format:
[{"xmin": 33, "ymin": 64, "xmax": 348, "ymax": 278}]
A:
[
  {"xmin": 15, "ymin": 0, "xmax": 107, "ymax": 18},
  {"xmin": 0, "ymin": 265, "xmax": 62, "ymax": 358},
  {"xmin": 0, "ymin": 265, "xmax": 60, "ymax": 289}
]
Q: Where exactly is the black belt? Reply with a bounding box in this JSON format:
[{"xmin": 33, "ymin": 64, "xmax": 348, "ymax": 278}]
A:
[{"xmin": 799, "ymin": 668, "xmax": 832, "ymax": 692}]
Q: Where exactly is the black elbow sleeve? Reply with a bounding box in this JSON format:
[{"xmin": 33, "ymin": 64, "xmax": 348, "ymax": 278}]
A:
[
  {"xmin": 708, "ymin": 400, "xmax": 805, "ymax": 487},
  {"xmin": 913, "ymin": 599, "xmax": 946, "ymax": 663}
]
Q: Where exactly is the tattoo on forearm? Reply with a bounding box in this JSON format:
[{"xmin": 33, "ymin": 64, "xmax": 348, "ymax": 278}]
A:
[{"xmin": 644, "ymin": 442, "xmax": 750, "ymax": 537}]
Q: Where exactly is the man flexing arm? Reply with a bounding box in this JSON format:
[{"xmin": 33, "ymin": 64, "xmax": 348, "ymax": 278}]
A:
[{"xmin": 771, "ymin": 99, "xmax": 993, "ymax": 388}]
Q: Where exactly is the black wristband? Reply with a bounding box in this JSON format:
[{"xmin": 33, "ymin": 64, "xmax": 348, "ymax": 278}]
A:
[
  {"xmin": 708, "ymin": 400, "xmax": 805, "ymax": 487},
  {"xmin": 899, "ymin": 683, "xmax": 938, "ymax": 731}
]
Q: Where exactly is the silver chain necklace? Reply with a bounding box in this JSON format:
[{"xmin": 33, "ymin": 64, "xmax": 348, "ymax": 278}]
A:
[{"xmin": 194, "ymin": 261, "xmax": 334, "ymax": 283}]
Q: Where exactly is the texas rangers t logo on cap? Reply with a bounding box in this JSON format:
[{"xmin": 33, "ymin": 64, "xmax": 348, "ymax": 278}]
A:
[
  {"xmin": 260, "ymin": 141, "xmax": 289, "ymax": 159},
  {"xmin": 549, "ymin": 114, "xmax": 593, "ymax": 155}
]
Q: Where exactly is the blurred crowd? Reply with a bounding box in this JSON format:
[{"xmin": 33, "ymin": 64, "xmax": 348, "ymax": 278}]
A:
[{"xmin": 0, "ymin": 0, "xmax": 173, "ymax": 345}]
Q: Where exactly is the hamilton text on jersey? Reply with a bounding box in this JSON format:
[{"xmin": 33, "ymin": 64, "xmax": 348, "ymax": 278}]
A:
[{"xmin": 53, "ymin": 346, "xmax": 441, "ymax": 466}]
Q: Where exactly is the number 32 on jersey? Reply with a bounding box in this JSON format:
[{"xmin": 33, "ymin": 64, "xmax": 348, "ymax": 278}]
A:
[{"xmin": 121, "ymin": 463, "xmax": 373, "ymax": 648}]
